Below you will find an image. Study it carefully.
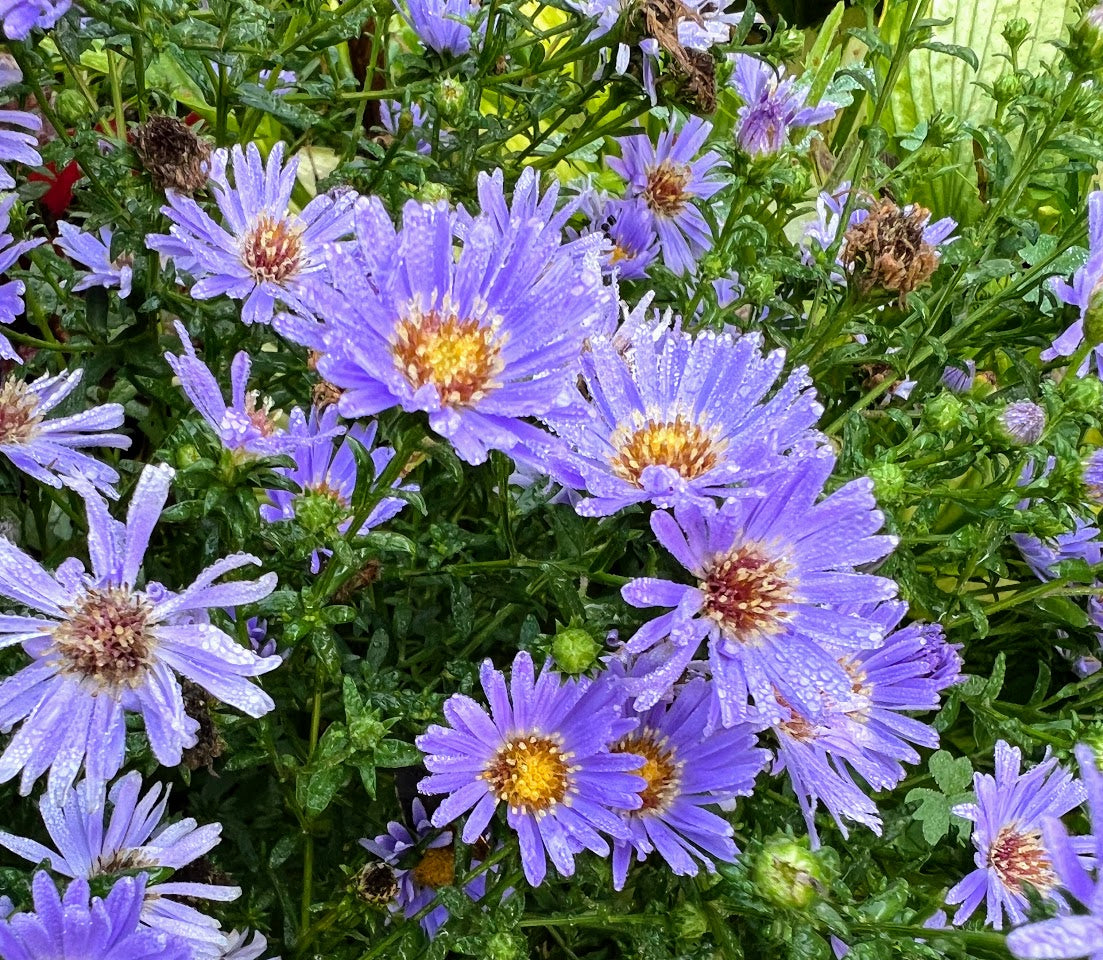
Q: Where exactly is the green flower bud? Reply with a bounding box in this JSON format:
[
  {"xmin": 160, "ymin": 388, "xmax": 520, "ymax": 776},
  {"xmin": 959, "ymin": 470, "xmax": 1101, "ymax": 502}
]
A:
[
  {"xmin": 175, "ymin": 444, "xmax": 202, "ymax": 468},
  {"xmin": 486, "ymin": 932, "xmax": 526, "ymax": 960},
  {"xmin": 436, "ymin": 78, "xmax": 466, "ymax": 123},
  {"xmin": 1083, "ymin": 284, "xmax": 1103, "ymax": 349},
  {"xmin": 743, "ymin": 271, "xmax": 775, "ymax": 304},
  {"xmin": 869, "ymin": 461, "xmax": 906, "ymax": 505},
  {"xmin": 1002, "ymin": 17, "xmax": 1031, "ymax": 54},
  {"xmin": 417, "ymin": 181, "xmax": 451, "ymax": 204},
  {"xmin": 753, "ymin": 836, "xmax": 828, "ymax": 909},
  {"xmin": 1065, "ymin": 5, "xmax": 1103, "ymax": 73},
  {"xmin": 922, "ymin": 393, "xmax": 965, "ymax": 432},
  {"xmin": 294, "ymin": 488, "xmax": 348, "ymax": 537},
  {"xmin": 992, "ymin": 73, "xmax": 1023, "ymax": 103},
  {"xmin": 55, "ymin": 89, "xmax": 90, "ymax": 126},
  {"xmin": 1061, "ymin": 374, "xmax": 1103, "ymax": 413},
  {"xmin": 551, "ymin": 627, "xmax": 601, "ymax": 674}
]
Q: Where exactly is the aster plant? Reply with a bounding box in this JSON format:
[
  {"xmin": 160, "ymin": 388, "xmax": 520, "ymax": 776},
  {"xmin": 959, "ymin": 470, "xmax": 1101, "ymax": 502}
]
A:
[
  {"xmin": 0, "ymin": 462, "xmax": 279, "ymax": 799},
  {"xmin": 0, "ymin": 194, "xmax": 43, "ymax": 363},
  {"xmin": 947, "ymin": 740, "xmax": 1088, "ymax": 929},
  {"xmin": 0, "ymin": 101, "xmax": 41, "ymax": 190},
  {"xmin": 1043, "ymin": 190, "xmax": 1103, "ymax": 376},
  {"xmin": 55, "ymin": 222, "xmax": 133, "ymax": 298},
  {"xmin": 620, "ymin": 450, "xmax": 898, "ymax": 725},
  {"xmin": 0, "ymin": 772, "xmax": 240, "ymax": 957},
  {"xmin": 417, "ymin": 650, "xmax": 646, "ymax": 886},
  {"xmin": 0, "ymin": 367, "xmax": 129, "ymax": 495},
  {"xmin": 608, "ymin": 115, "xmax": 724, "ymax": 276},
  {"xmin": 146, "ymin": 141, "xmax": 356, "ymax": 327}
]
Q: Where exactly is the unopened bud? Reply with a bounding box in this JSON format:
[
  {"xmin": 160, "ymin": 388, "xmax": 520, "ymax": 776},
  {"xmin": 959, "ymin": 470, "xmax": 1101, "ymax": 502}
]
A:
[
  {"xmin": 997, "ymin": 400, "xmax": 1046, "ymax": 446},
  {"xmin": 436, "ymin": 78, "xmax": 466, "ymax": 122},
  {"xmin": 743, "ymin": 271, "xmax": 775, "ymax": 304},
  {"xmin": 417, "ymin": 181, "xmax": 451, "ymax": 204},
  {"xmin": 1066, "ymin": 5, "xmax": 1103, "ymax": 73},
  {"xmin": 1063, "ymin": 374, "xmax": 1103, "ymax": 412},
  {"xmin": 1002, "ymin": 17, "xmax": 1031, "ymax": 54},
  {"xmin": 552, "ymin": 627, "xmax": 601, "ymax": 674},
  {"xmin": 753, "ymin": 836, "xmax": 828, "ymax": 909},
  {"xmin": 1083, "ymin": 449, "xmax": 1103, "ymax": 503},
  {"xmin": 55, "ymin": 89, "xmax": 90, "ymax": 126},
  {"xmin": 922, "ymin": 393, "xmax": 965, "ymax": 432},
  {"xmin": 486, "ymin": 932, "xmax": 526, "ymax": 960},
  {"xmin": 869, "ymin": 461, "xmax": 906, "ymax": 505},
  {"xmin": 1083, "ymin": 285, "xmax": 1103, "ymax": 348}
]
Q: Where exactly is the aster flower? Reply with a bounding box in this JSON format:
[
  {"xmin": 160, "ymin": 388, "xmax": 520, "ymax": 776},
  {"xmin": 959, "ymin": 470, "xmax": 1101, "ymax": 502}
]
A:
[
  {"xmin": 146, "ymin": 141, "xmax": 356, "ymax": 327},
  {"xmin": 398, "ymin": 0, "xmax": 482, "ymax": 56},
  {"xmin": 360, "ymin": 798, "xmax": 492, "ymax": 938},
  {"xmin": 0, "ymin": 873, "xmax": 189, "ymax": 960},
  {"xmin": 219, "ymin": 931, "xmax": 274, "ymax": 960},
  {"xmin": 545, "ymin": 323, "xmax": 823, "ymax": 516},
  {"xmin": 1000, "ymin": 401, "xmax": 1047, "ymax": 446},
  {"xmin": 55, "ymin": 222, "xmax": 133, "ymax": 298},
  {"xmin": 729, "ymin": 54, "xmax": 838, "ymax": 157},
  {"xmin": 379, "ymin": 99, "xmax": 432, "ymax": 154},
  {"xmin": 947, "ymin": 740, "xmax": 1087, "ymax": 929},
  {"xmin": 0, "ymin": 103, "xmax": 41, "ymax": 190},
  {"xmin": 620, "ymin": 450, "xmax": 898, "ymax": 724},
  {"xmin": 1013, "ymin": 517, "xmax": 1102, "ymax": 582},
  {"xmin": 942, "ymin": 360, "xmax": 976, "ymax": 393},
  {"xmin": 1043, "ymin": 191, "xmax": 1103, "ymax": 376},
  {"xmin": 1086, "ymin": 451, "xmax": 1103, "ymax": 505},
  {"xmin": 260, "ymin": 405, "xmax": 416, "ymax": 573},
  {"xmin": 283, "ymin": 186, "xmax": 608, "ymax": 466},
  {"xmin": 609, "ymin": 675, "xmax": 770, "ymax": 889},
  {"xmin": 0, "ymin": 462, "xmax": 280, "ymax": 799},
  {"xmin": 164, "ymin": 320, "xmax": 336, "ymax": 458},
  {"xmin": 772, "ymin": 601, "xmax": 961, "ymax": 843},
  {"xmin": 1, "ymin": 0, "xmax": 71, "ymax": 40},
  {"xmin": 0, "ymin": 193, "xmax": 44, "ymax": 363},
  {"xmin": 595, "ymin": 197, "xmax": 660, "ymax": 280},
  {"xmin": 1006, "ymin": 744, "xmax": 1103, "ymax": 959},
  {"xmin": 417, "ymin": 650, "xmax": 646, "ymax": 886},
  {"xmin": 608, "ymin": 115, "xmax": 724, "ymax": 276},
  {"xmin": 0, "ymin": 367, "xmax": 129, "ymax": 495},
  {"xmin": 0, "ymin": 772, "xmax": 239, "ymax": 957}
]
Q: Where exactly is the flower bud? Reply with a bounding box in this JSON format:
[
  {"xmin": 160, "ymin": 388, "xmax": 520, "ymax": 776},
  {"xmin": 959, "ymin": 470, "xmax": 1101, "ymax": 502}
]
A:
[
  {"xmin": 753, "ymin": 836, "xmax": 828, "ymax": 909},
  {"xmin": 55, "ymin": 88, "xmax": 90, "ymax": 126},
  {"xmin": 941, "ymin": 360, "xmax": 975, "ymax": 394},
  {"xmin": 435, "ymin": 78, "xmax": 466, "ymax": 122},
  {"xmin": 869, "ymin": 461, "xmax": 906, "ymax": 505},
  {"xmin": 996, "ymin": 400, "xmax": 1046, "ymax": 446},
  {"xmin": 1065, "ymin": 5, "xmax": 1103, "ymax": 73},
  {"xmin": 922, "ymin": 393, "xmax": 965, "ymax": 432},
  {"xmin": 486, "ymin": 932, "xmax": 526, "ymax": 960},
  {"xmin": 551, "ymin": 626, "xmax": 601, "ymax": 674},
  {"xmin": 417, "ymin": 181, "xmax": 451, "ymax": 204},
  {"xmin": 743, "ymin": 270, "xmax": 775, "ymax": 304},
  {"xmin": 175, "ymin": 443, "xmax": 202, "ymax": 468},
  {"xmin": 1002, "ymin": 18, "xmax": 1030, "ymax": 54},
  {"xmin": 993, "ymin": 73, "xmax": 1023, "ymax": 103},
  {"xmin": 1062, "ymin": 374, "xmax": 1103, "ymax": 412},
  {"xmin": 1083, "ymin": 285, "xmax": 1103, "ymax": 348}
]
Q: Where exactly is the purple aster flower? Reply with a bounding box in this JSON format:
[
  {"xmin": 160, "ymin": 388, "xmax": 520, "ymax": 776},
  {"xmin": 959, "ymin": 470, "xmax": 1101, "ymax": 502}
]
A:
[
  {"xmin": 608, "ymin": 115, "xmax": 724, "ymax": 276},
  {"xmin": 360, "ymin": 798, "xmax": 492, "ymax": 938},
  {"xmin": 1001, "ymin": 400, "xmax": 1047, "ymax": 446},
  {"xmin": 260, "ymin": 405, "xmax": 416, "ymax": 573},
  {"xmin": 0, "ymin": 872, "xmax": 190, "ymax": 960},
  {"xmin": 771, "ymin": 601, "xmax": 961, "ymax": 844},
  {"xmin": 1086, "ymin": 451, "xmax": 1103, "ymax": 505},
  {"xmin": 942, "ymin": 360, "xmax": 976, "ymax": 393},
  {"xmin": 1006, "ymin": 744, "xmax": 1103, "ymax": 959},
  {"xmin": 219, "ymin": 931, "xmax": 273, "ymax": 960},
  {"xmin": 0, "ymin": 104, "xmax": 41, "ymax": 190},
  {"xmin": 0, "ymin": 772, "xmax": 240, "ymax": 957},
  {"xmin": 164, "ymin": 320, "xmax": 336, "ymax": 459},
  {"xmin": 379, "ymin": 99, "xmax": 432, "ymax": 154},
  {"xmin": 0, "ymin": 193, "xmax": 44, "ymax": 363},
  {"xmin": 146, "ymin": 142, "xmax": 356, "ymax": 327},
  {"xmin": 1013, "ymin": 517, "xmax": 1102, "ymax": 582},
  {"xmin": 597, "ymin": 197, "xmax": 660, "ymax": 280},
  {"xmin": 0, "ymin": 367, "xmax": 129, "ymax": 495},
  {"xmin": 0, "ymin": 462, "xmax": 280, "ymax": 799},
  {"xmin": 416, "ymin": 650, "xmax": 646, "ymax": 887},
  {"xmin": 545, "ymin": 324, "xmax": 823, "ymax": 516},
  {"xmin": 729, "ymin": 54, "xmax": 838, "ymax": 157},
  {"xmin": 281, "ymin": 187, "xmax": 607, "ymax": 466},
  {"xmin": 1043, "ymin": 191, "xmax": 1103, "ymax": 376},
  {"xmin": 399, "ymin": 0, "xmax": 482, "ymax": 56},
  {"xmin": 620, "ymin": 451, "xmax": 898, "ymax": 725},
  {"xmin": 258, "ymin": 68, "xmax": 296, "ymax": 95},
  {"xmin": 55, "ymin": 222, "xmax": 134, "ymax": 298},
  {"xmin": 947, "ymin": 740, "xmax": 1088, "ymax": 929},
  {"xmin": 0, "ymin": 0, "xmax": 71, "ymax": 40},
  {"xmin": 609, "ymin": 675, "xmax": 770, "ymax": 889}
]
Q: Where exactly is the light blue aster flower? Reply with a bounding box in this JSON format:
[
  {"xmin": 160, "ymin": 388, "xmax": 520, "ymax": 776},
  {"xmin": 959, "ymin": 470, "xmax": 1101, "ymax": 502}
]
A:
[{"xmin": 56, "ymin": 222, "xmax": 134, "ymax": 298}]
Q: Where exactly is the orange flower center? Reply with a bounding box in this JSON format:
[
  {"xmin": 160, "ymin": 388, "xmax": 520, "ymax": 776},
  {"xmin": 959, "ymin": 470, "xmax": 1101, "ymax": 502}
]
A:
[
  {"xmin": 51, "ymin": 588, "xmax": 155, "ymax": 689},
  {"xmin": 988, "ymin": 825, "xmax": 1057, "ymax": 894},
  {"xmin": 392, "ymin": 308, "xmax": 506, "ymax": 407},
  {"xmin": 616, "ymin": 729, "xmax": 682, "ymax": 815},
  {"xmin": 643, "ymin": 162, "xmax": 692, "ymax": 218},
  {"xmin": 701, "ymin": 543, "xmax": 795, "ymax": 644},
  {"xmin": 609, "ymin": 415, "xmax": 722, "ymax": 486},
  {"xmin": 411, "ymin": 846, "xmax": 456, "ymax": 888},
  {"xmin": 0, "ymin": 381, "xmax": 43, "ymax": 445},
  {"xmin": 481, "ymin": 734, "xmax": 572, "ymax": 814},
  {"xmin": 241, "ymin": 214, "xmax": 304, "ymax": 284}
]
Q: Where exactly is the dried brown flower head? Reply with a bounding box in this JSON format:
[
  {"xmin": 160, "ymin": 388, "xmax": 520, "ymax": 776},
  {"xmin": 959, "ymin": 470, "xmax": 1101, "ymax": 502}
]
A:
[
  {"xmin": 181, "ymin": 678, "xmax": 224, "ymax": 772},
  {"xmin": 842, "ymin": 198, "xmax": 940, "ymax": 306},
  {"xmin": 312, "ymin": 379, "xmax": 344, "ymax": 410},
  {"xmin": 355, "ymin": 863, "xmax": 399, "ymax": 905},
  {"xmin": 132, "ymin": 115, "xmax": 211, "ymax": 194}
]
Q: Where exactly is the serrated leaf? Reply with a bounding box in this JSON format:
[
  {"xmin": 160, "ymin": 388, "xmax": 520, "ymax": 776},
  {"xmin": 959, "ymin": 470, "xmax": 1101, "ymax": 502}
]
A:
[
  {"xmin": 374, "ymin": 739, "xmax": 422, "ymax": 769},
  {"xmin": 929, "ymin": 749, "xmax": 974, "ymax": 793}
]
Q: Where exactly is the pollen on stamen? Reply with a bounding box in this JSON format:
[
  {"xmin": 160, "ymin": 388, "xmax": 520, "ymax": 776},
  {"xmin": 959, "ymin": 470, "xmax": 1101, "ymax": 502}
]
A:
[
  {"xmin": 701, "ymin": 542, "xmax": 796, "ymax": 645},
  {"xmin": 481, "ymin": 733, "xmax": 571, "ymax": 814},
  {"xmin": 642, "ymin": 162, "xmax": 693, "ymax": 218},
  {"xmin": 615, "ymin": 728, "xmax": 683, "ymax": 815},
  {"xmin": 0, "ymin": 381, "xmax": 45, "ymax": 445},
  {"xmin": 240, "ymin": 213, "xmax": 304, "ymax": 285},
  {"xmin": 50, "ymin": 587, "xmax": 156, "ymax": 689},
  {"xmin": 609, "ymin": 415, "xmax": 724, "ymax": 486},
  {"xmin": 392, "ymin": 308, "xmax": 507, "ymax": 407},
  {"xmin": 411, "ymin": 845, "xmax": 456, "ymax": 889},
  {"xmin": 987, "ymin": 825, "xmax": 1058, "ymax": 894}
]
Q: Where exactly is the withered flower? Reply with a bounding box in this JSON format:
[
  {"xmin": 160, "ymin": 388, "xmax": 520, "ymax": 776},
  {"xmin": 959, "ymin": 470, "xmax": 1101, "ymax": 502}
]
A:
[
  {"xmin": 132, "ymin": 115, "xmax": 211, "ymax": 194},
  {"xmin": 842, "ymin": 198, "xmax": 943, "ymax": 305}
]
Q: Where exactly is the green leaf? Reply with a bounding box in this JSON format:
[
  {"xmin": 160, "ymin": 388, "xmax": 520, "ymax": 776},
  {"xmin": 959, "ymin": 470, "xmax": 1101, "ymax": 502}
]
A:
[
  {"xmin": 374, "ymin": 739, "xmax": 422, "ymax": 768},
  {"xmin": 929, "ymin": 750, "xmax": 974, "ymax": 793}
]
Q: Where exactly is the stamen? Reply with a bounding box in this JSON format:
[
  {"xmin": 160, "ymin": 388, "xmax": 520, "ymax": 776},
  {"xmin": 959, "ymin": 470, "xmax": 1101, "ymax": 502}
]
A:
[
  {"xmin": 701, "ymin": 543, "xmax": 795, "ymax": 645},
  {"xmin": 0, "ymin": 381, "xmax": 44, "ymax": 445},
  {"xmin": 616, "ymin": 728, "xmax": 682, "ymax": 815},
  {"xmin": 481, "ymin": 733, "xmax": 572, "ymax": 814},
  {"xmin": 50, "ymin": 587, "xmax": 155, "ymax": 689},
  {"xmin": 609, "ymin": 415, "xmax": 723, "ymax": 485},
  {"xmin": 643, "ymin": 162, "xmax": 693, "ymax": 218},
  {"xmin": 988, "ymin": 825, "xmax": 1057, "ymax": 893},
  {"xmin": 392, "ymin": 308, "xmax": 506, "ymax": 406},
  {"xmin": 411, "ymin": 846, "xmax": 456, "ymax": 888},
  {"xmin": 240, "ymin": 214, "xmax": 304, "ymax": 284}
]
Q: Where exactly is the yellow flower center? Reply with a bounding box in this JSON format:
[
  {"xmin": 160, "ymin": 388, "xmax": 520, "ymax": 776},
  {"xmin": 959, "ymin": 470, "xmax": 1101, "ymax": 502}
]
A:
[
  {"xmin": 609, "ymin": 415, "xmax": 723, "ymax": 486},
  {"xmin": 643, "ymin": 162, "xmax": 693, "ymax": 218},
  {"xmin": 481, "ymin": 734, "xmax": 573, "ymax": 814},
  {"xmin": 616, "ymin": 729, "xmax": 682, "ymax": 816},
  {"xmin": 241, "ymin": 213, "xmax": 304, "ymax": 284},
  {"xmin": 0, "ymin": 381, "xmax": 43, "ymax": 445},
  {"xmin": 701, "ymin": 543, "xmax": 795, "ymax": 645},
  {"xmin": 411, "ymin": 846, "xmax": 456, "ymax": 888},
  {"xmin": 392, "ymin": 308, "xmax": 506, "ymax": 407},
  {"xmin": 51, "ymin": 587, "xmax": 155, "ymax": 689},
  {"xmin": 988, "ymin": 825, "xmax": 1057, "ymax": 894}
]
